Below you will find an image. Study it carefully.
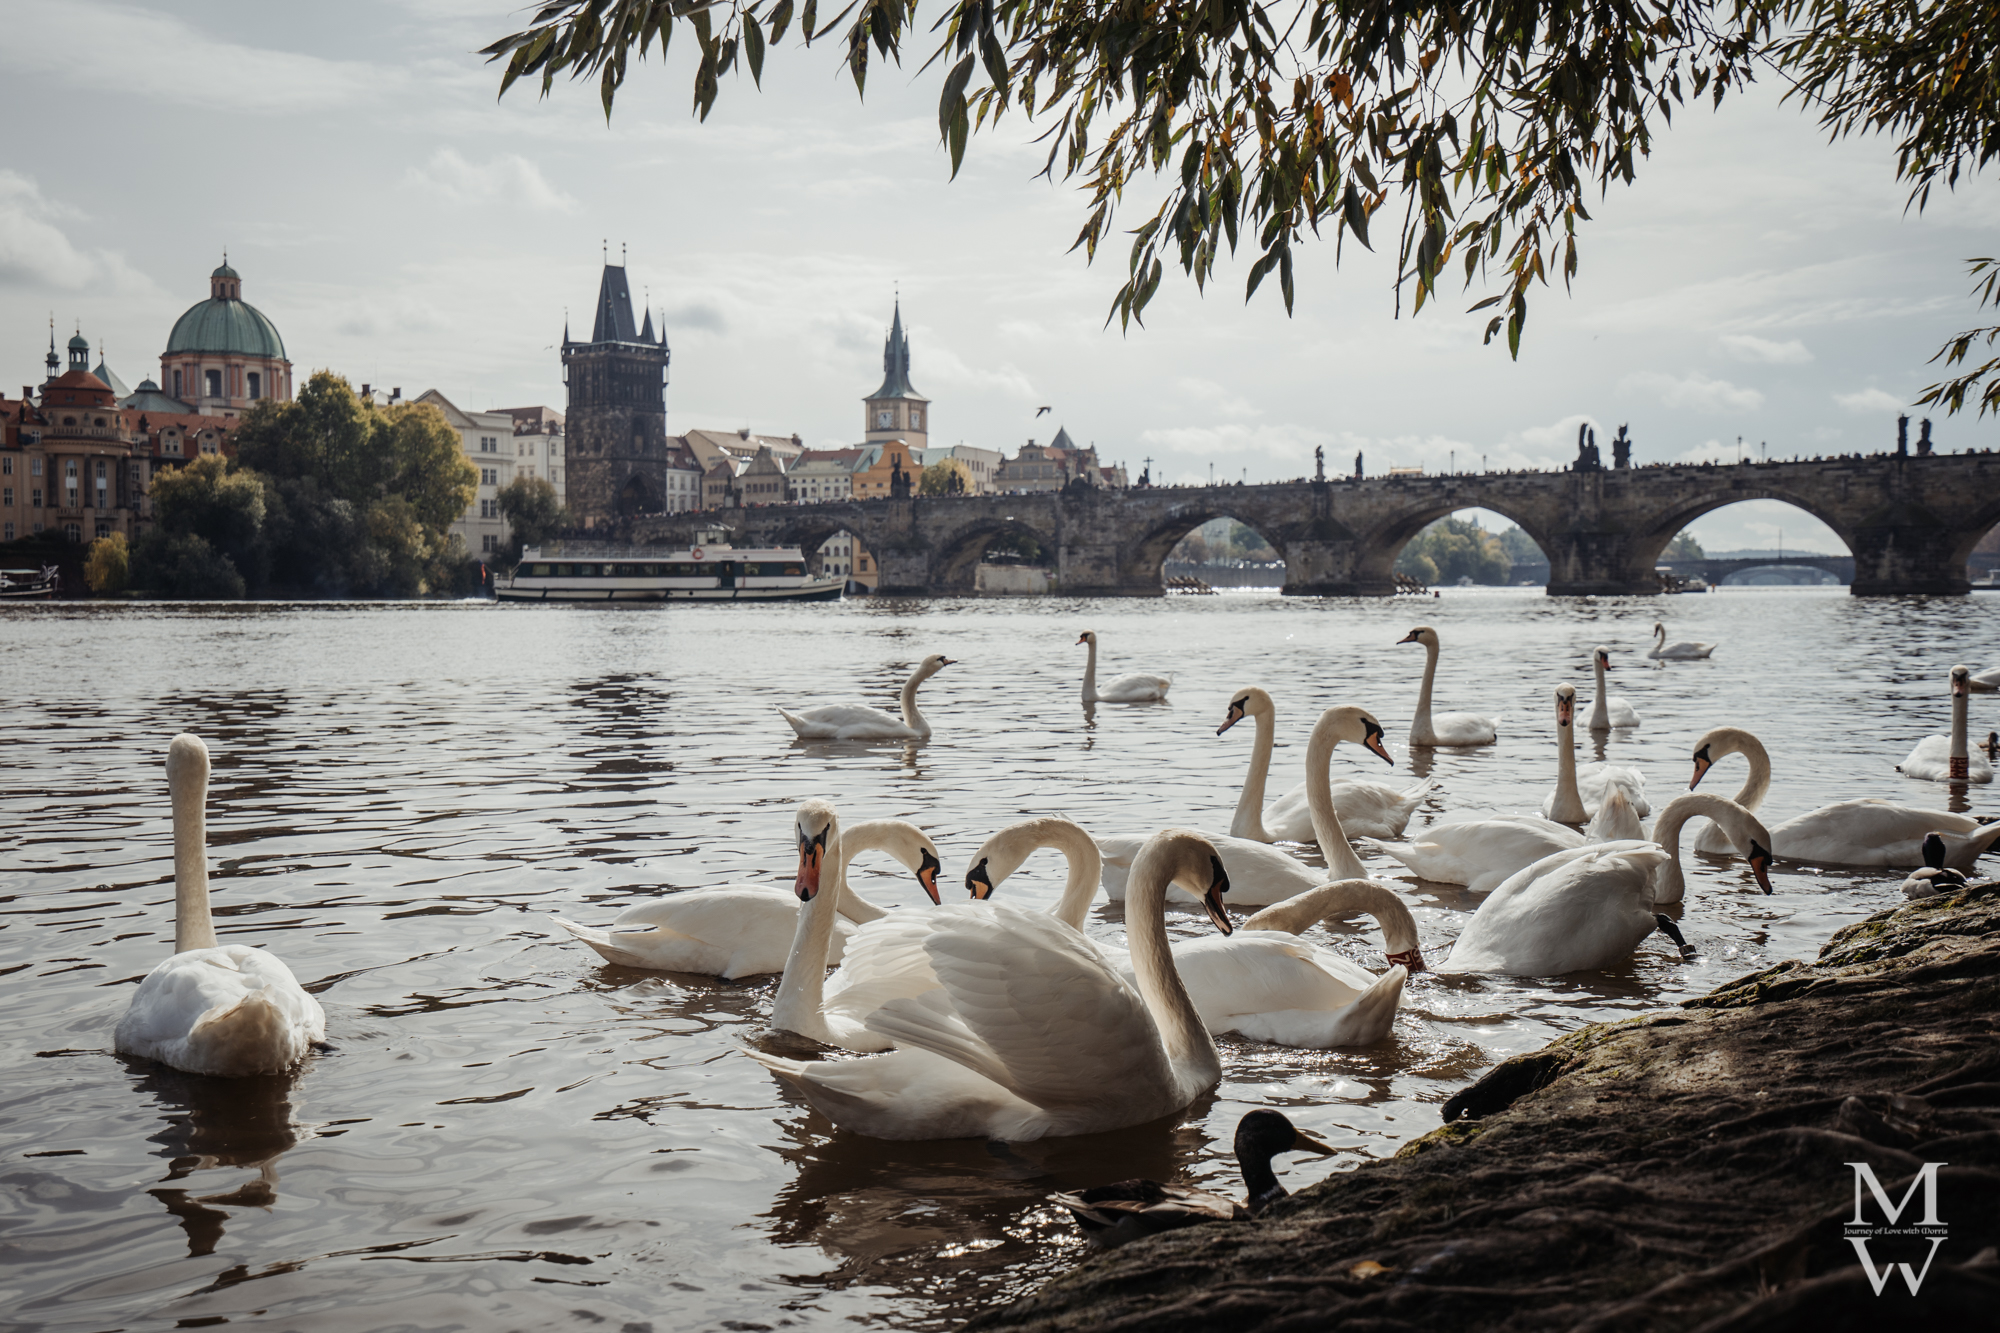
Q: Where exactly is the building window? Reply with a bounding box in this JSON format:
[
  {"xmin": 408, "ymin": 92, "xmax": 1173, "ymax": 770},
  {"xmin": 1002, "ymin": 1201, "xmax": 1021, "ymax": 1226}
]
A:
[
  {"xmin": 199, "ymin": 438, "xmax": 218, "ymax": 455},
  {"xmin": 480, "ymin": 499, "xmax": 499, "ymax": 519},
  {"xmin": 481, "ymin": 467, "xmax": 498, "ymax": 486},
  {"xmin": 1, "ymin": 457, "xmax": 9, "ymax": 474},
  {"xmin": 205, "ymin": 369, "xmax": 223, "ymax": 398},
  {"xmin": 481, "ymin": 534, "xmax": 496, "ymax": 553},
  {"xmin": 30, "ymin": 458, "xmax": 41, "ymax": 476},
  {"xmin": 95, "ymin": 521, "xmax": 109, "ymax": 539},
  {"xmin": 2, "ymin": 487, "xmax": 9, "ymax": 506},
  {"xmin": 32, "ymin": 488, "xmax": 43, "ymax": 508},
  {"xmin": 165, "ymin": 436, "xmax": 181, "ymax": 456},
  {"xmin": 520, "ymin": 467, "xmax": 533, "ymax": 480},
  {"xmin": 480, "ymin": 437, "xmax": 498, "ymax": 453},
  {"xmin": 172, "ymin": 369, "xmax": 183, "ymax": 397},
  {"xmin": 248, "ymin": 371, "xmax": 262, "ymax": 400},
  {"xmin": 63, "ymin": 522, "xmax": 81, "ymax": 543},
  {"xmin": 2, "ymin": 523, "xmax": 10, "ymax": 541}
]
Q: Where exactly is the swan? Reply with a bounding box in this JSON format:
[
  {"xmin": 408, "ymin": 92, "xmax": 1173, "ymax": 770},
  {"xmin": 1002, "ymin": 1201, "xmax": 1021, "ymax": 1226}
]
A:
[
  {"xmin": 1648, "ymin": 621, "xmax": 1715, "ymax": 660},
  {"xmin": 1645, "ymin": 793, "xmax": 1775, "ymax": 905},
  {"xmin": 1541, "ymin": 683, "xmax": 1650, "ymax": 819},
  {"xmin": 1077, "ymin": 630, "xmax": 1171, "ymax": 703},
  {"xmin": 1900, "ymin": 834, "xmax": 1970, "ymax": 899},
  {"xmin": 1439, "ymin": 841, "xmax": 1690, "ymax": 976},
  {"xmin": 1220, "ymin": 687, "xmax": 1433, "ymax": 841},
  {"xmin": 1976, "ymin": 666, "xmax": 2000, "ymax": 691},
  {"xmin": 778, "ymin": 654, "xmax": 955, "ymax": 740},
  {"xmin": 1051, "ymin": 1109, "xmax": 1336, "ymax": 1247},
  {"xmin": 747, "ymin": 827, "xmax": 1233, "ymax": 1141},
  {"xmin": 1586, "ymin": 786, "xmax": 1645, "ymax": 842},
  {"xmin": 1685, "ymin": 727, "xmax": 1773, "ymax": 853},
  {"xmin": 1897, "ymin": 664, "xmax": 1996, "ymax": 783},
  {"xmin": 813, "ymin": 818, "xmax": 1103, "ymax": 1037},
  {"xmin": 551, "ymin": 821, "xmax": 942, "ymax": 977},
  {"xmin": 113, "ymin": 735, "xmax": 326, "ymax": 1078},
  {"xmin": 1586, "ymin": 646, "xmax": 1641, "ymax": 730},
  {"xmin": 763, "ymin": 801, "xmax": 943, "ymax": 1051},
  {"xmin": 1398, "ymin": 626, "xmax": 1498, "ymax": 746},
  {"xmin": 1096, "ymin": 706, "xmax": 1392, "ymax": 905}
]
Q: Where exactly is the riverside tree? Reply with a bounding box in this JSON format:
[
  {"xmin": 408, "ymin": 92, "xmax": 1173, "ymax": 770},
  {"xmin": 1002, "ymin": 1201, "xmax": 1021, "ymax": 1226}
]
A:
[
  {"xmin": 496, "ymin": 475, "xmax": 572, "ymax": 566},
  {"xmin": 482, "ymin": 0, "xmax": 2000, "ymax": 378}
]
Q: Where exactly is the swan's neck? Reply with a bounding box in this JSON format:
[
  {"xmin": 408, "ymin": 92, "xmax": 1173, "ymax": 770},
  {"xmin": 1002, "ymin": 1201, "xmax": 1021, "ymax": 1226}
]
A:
[
  {"xmin": 1048, "ymin": 826, "xmax": 1104, "ymax": 930},
  {"xmin": 1124, "ymin": 847, "xmax": 1219, "ymax": 1078},
  {"xmin": 770, "ymin": 822, "xmax": 850, "ymax": 1040},
  {"xmin": 1649, "ymin": 800, "xmax": 1694, "ymax": 904},
  {"xmin": 900, "ymin": 667, "xmax": 932, "ymax": 737},
  {"xmin": 1412, "ymin": 640, "xmax": 1439, "ymax": 730},
  {"xmin": 1304, "ymin": 720, "xmax": 1368, "ymax": 879},
  {"xmin": 1229, "ymin": 707, "xmax": 1277, "ymax": 841},
  {"xmin": 1242, "ymin": 879, "xmax": 1418, "ymax": 954},
  {"xmin": 1654, "ymin": 625, "xmax": 1666, "ymax": 647},
  {"xmin": 1549, "ymin": 719, "xmax": 1586, "ymax": 823},
  {"xmin": 1589, "ymin": 657, "xmax": 1610, "ymax": 727},
  {"xmin": 172, "ymin": 771, "xmax": 217, "ymax": 953},
  {"xmin": 1724, "ymin": 729, "xmax": 1772, "ymax": 813},
  {"xmin": 1080, "ymin": 638, "xmax": 1098, "ymax": 703},
  {"xmin": 1951, "ymin": 688, "xmax": 1969, "ymax": 761}
]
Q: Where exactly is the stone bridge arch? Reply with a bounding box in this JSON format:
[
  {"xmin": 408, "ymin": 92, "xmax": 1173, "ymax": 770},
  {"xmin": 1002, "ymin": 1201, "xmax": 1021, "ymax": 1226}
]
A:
[
  {"xmin": 1120, "ymin": 502, "xmax": 1303, "ymax": 590},
  {"xmin": 1631, "ymin": 481, "xmax": 1858, "ymax": 569},
  {"xmin": 929, "ymin": 513, "xmax": 1061, "ymax": 592},
  {"xmin": 1347, "ymin": 491, "xmax": 1564, "ymax": 591}
]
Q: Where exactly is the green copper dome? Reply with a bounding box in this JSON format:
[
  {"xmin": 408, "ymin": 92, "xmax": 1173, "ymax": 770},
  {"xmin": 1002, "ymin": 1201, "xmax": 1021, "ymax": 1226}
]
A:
[
  {"xmin": 212, "ymin": 261, "xmax": 240, "ymax": 279},
  {"xmin": 165, "ymin": 294, "xmax": 286, "ymax": 359}
]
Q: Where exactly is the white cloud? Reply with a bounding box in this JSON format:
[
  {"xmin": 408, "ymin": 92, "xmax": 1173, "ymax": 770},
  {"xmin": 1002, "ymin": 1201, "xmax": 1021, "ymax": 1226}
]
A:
[
  {"xmin": 0, "ymin": 171, "xmax": 159, "ymax": 296},
  {"xmin": 409, "ymin": 148, "xmax": 576, "ymax": 213},
  {"xmin": 1621, "ymin": 370, "xmax": 1765, "ymax": 413},
  {"xmin": 1834, "ymin": 387, "xmax": 1907, "ymax": 413},
  {"xmin": 1721, "ymin": 333, "xmax": 1813, "ymax": 364}
]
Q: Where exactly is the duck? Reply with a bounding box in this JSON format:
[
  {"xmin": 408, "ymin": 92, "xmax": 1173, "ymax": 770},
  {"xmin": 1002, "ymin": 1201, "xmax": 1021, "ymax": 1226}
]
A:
[
  {"xmin": 1540, "ymin": 683, "xmax": 1649, "ymax": 819},
  {"xmin": 762, "ymin": 801, "xmax": 943, "ymax": 1051},
  {"xmin": 778, "ymin": 654, "xmax": 955, "ymax": 740},
  {"xmin": 1897, "ymin": 664, "xmax": 1996, "ymax": 783},
  {"xmin": 1899, "ymin": 834, "xmax": 1970, "ymax": 899},
  {"xmin": 1096, "ymin": 707, "xmax": 1393, "ymax": 905},
  {"xmin": 1985, "ymin": 730, "xmax": 2000, "ymax": 763},
  {"xmin": 816, "ymin": 817, "xmax": 1101, "ymax": 1033},
  {"xmin": 1077, "ymin": 630, "xmax": 1171, "ymax": 703},
  {"xmin": 113, "ymin": 735, "xmax": 327, "ymax": 1078},
  {"xmin": 551, "ymin": 821, "xmax": 943, "ymax": 977},
  {"xmin": 746, "ymin": 827, "xmax": 1233, "ymax": 1141},
  {"xmin": 1586, "ymin": 646, "xmax": 1641, "ymax": 729},
  {"xmin": 1051, "ymin": 1109, "xmax": 1337, "ymax": 1247},
  {"xmin": 1220, "ymin": 687, "xmax": 1433, "ymax": 841},
  {"xmin": 1648, "ymin": 622, "xmax": 1716, "ymax": 660},
  {"xmin": 1398, "ymin": 626, "xmax": 1498, "ymax": 745}
]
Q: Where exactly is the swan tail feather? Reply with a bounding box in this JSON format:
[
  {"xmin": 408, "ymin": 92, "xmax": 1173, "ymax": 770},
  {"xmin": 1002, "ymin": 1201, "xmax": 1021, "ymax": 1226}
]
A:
[{"xmin": 551, "ymin": 916, "xmax": 655, "ymax": 969}]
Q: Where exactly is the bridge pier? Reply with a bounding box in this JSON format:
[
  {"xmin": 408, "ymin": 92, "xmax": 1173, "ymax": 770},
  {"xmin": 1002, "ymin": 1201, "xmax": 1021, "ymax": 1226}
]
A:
[
  {"xmin": 1848, "ymin": 525, "xmax": 1974, "ymax": 596},
  {"xmin": 1544, "ymin": 531, "xmax": 1658, "ymax": 597}
]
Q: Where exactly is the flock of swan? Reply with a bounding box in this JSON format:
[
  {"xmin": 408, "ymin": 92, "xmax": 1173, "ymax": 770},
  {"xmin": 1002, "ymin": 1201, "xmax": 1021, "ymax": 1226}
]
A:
[{"xmin": 109, "ymin": 621, "xmax": 1999, "ymax": 1233}]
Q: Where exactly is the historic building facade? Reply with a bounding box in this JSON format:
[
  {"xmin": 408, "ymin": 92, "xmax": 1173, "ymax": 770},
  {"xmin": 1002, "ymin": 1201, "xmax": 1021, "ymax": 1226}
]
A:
[
  {"xmin": 562, "ymin": 263, "xmax": 670, "ymax": 527},
  {"xmin": 160, "ymin": 261, "xmax": 293, "ymax": 415},
  {"xmin": 863, "ymin": 301, "xmax": 928, "ymax": 448}
]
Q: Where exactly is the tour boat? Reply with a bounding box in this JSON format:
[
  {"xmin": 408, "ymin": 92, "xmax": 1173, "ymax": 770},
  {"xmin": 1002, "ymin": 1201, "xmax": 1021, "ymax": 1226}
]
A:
[
  {"xmin": 0, "ymin": 566, "xmax": 59, "ymax": 600},
  {"xmin": 499, "ymin": 545, "xmax": 845, "ymax": 603}
]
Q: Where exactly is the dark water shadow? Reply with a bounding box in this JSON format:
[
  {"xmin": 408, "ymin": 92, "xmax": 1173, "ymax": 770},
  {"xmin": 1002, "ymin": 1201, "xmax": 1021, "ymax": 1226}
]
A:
[{"xmin": 126, "ymin": 1060, "xmax": 304, "ymax": 1258}]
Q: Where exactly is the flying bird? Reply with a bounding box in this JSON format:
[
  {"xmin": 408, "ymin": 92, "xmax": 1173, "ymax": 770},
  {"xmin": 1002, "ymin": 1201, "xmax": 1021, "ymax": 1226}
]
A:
[{"xmin": 1035, "ymin": 406, "xmax": 1051, "ymax": 416}]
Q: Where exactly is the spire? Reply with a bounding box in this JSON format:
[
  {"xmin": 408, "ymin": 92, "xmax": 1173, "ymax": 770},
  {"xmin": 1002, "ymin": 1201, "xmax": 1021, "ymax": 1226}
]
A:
[
  {"xmin": 869, "ymin": 297, "xmax": 923, "ymax": 400},
  {"xmin": 640, "ymin": 305, "xmax": 655, "ymax": 343},
  {"xmin": 45, "ymin": 315, "xmax": 58, "ymax": 381},
  {"xmin": 590, "ymin": 261, "xmax": 638, "ymax": 343}
]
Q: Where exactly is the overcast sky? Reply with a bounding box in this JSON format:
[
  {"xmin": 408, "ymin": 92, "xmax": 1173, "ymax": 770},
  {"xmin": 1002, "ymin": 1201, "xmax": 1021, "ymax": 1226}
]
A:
[{"xmin": 5, "ymin": 0, "xmax": 1997, "ymax": 554}]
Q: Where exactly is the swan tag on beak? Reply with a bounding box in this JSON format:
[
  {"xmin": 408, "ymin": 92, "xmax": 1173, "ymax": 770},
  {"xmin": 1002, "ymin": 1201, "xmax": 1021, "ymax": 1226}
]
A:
[
  {"xmin": 1654, "ymin": 913, "xmax": 1697, "ymax": 959},
  {"xmin": 1747, "ymin": 839, "xmax": 1774, "ymax": 895},
  {"xmin": 915, "ymin": 847, "xmax": 943, "ymax": 904},
  {"xmin": 1218, "ymin": 699, "xmax": 1247, "ymax": 735},
  {"xmin": 966, "ymin": 857, "xmax": 995, "ymax": 900},
  {"xmin": 1385, "ymin": 947, "xmax": 1427, "ymax": 975},
  {"xmin": 1201, "ymin": 854, "xmax": 1234, "ymax": 937},
  {"xmin": 795, "ymin": 824, "xmax": 829, "ymax": 902},
  {"xmin": 1362, "ymin": 718, "xmax": 1395, "ymax": 766},
  {"xmin": 1689, "ymin": 744, "xmax": 1713, "ymax": 791}
]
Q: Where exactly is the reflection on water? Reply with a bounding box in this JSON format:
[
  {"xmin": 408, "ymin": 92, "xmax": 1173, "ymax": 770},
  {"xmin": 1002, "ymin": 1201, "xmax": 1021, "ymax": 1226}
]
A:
[{"xmin": 0, "ymin": 591, "xmax": 1990, "ymax": 1331}]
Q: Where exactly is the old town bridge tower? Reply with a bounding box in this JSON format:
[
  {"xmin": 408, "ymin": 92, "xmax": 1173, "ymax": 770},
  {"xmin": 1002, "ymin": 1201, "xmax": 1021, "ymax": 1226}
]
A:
[{"xmin": 562, "ymin": 261, "xmax": 670, "ymax": 527}]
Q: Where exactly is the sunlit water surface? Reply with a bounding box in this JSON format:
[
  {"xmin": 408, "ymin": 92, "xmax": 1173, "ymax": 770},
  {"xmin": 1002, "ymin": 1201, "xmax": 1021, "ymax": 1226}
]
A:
[{"xmin": 2, "ymin": 590, "xmax": 1993, "ymax": 1332}]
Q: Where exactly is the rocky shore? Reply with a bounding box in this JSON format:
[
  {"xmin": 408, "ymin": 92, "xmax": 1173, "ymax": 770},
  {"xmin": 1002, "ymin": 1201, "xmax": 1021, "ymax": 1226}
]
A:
[{"xmin": 968, "ymin": 883, "xmax": 2000, "ymax": 1331}]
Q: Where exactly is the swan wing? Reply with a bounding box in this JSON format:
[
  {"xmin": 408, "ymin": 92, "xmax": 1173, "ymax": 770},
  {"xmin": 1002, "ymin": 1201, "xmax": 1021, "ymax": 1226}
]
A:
[
  {"xmin": 1446, "ymin": 842, "xmax": 1668, "ymax": 975},
  {"xmin": 822, "ymin": 910, "xmax": 949, "ymax": 1025},
  {"xmin": 1771, "ymin": 799, "xmax": 1988, "ymax": 866},
  {"xmin": 1224, "ymin": 965, "xmax": 1407, "ymax": 1048},
  {"xmin": 1164, "ymin": 934, "xmax": 1377, "ymax": 1021},
  {"xmin": 1429, "ymin": 711, "xmax": 1498, "ymax": 745},
  {"xmin": 1365, "ymin": 818, "xmax": 1582, "ymax": 892},
  {"xmin": 1898, "ymin": 735, "xmax": 1995, "ymax": 783},
  {"xmin": 114, "ymin": 945, "xmax": 325, "ymax": 1078},
  {"xmin": 778, "ymin": 703, "xmax": 916, "ymax": 740},
  {"xmin": 748, "ymin": 1044, "xmax": 1047, "ymax": 1141},
  {"xmin": 1097, "ymin": 830, "xmax": 1319, "ymax": 905},
  {"xmin": 862, "ymin": 904, "xmax": 1177, "ymax": 1112},
  {"xmin": 1272, "ymin": 777, "xmax": 1435, "ymax": 841},
  {"xmin": 555, "ymin": 885, "xmax": 816, "ymax": 976},
  {"xmin": 1577, "ymin": 764, "xmax": 1651, "ymax": 816},
  {"xmin": 1608, "ymin": 697, "xmax": 1643, "ymax": 727},
  {"xmin": 1098, "ymin": 673, "xmax": 1171, "ymax": 702}
]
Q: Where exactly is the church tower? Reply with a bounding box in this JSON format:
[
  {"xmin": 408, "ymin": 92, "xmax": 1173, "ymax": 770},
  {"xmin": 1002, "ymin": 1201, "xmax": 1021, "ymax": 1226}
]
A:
[
  {"xmin": 862, "ymin": 299, "xmax": 929, "ymax": 449},
  {"xmin": 562, "ymin": 260, "xmax": 671, "ymax": 528}
]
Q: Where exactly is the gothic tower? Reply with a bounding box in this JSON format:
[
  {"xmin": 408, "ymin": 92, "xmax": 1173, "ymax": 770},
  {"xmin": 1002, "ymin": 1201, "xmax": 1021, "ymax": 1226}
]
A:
[
  {"xmin": 862, "ymin": 299, "xmax": 929, "ymax": 449},
  {"xmin": 562, "ymin": 261, "xmax": 671, "ymax": 528}
]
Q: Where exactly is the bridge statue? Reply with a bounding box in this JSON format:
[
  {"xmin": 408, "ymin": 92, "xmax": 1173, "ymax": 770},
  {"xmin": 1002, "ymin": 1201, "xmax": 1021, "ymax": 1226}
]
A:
[
  {"xmin": 1354, "ymin": 450, "xmax": 1364, "ymax": 479},
  {"xmin": 1612, "ymin": 424, "xmax": 1632, "ymax": 470},
  {"xmin": 626, "ymin": 451, "xmax": 1999, "ymax": 599},
  {"xmin": 1576, "ymin": 424, "xmax": 1602, "ymax": 471},
  {"xmin": 1898, "ymin": 415, "xmax": 1910, "ymax": 456},
  {"xmin": 1315, "ymin": 445, "xmax": 1325, "ymax": 482},
  {"xmin": 1919, "ymin": 418, "xmax": 1935, "ymax": 456}
]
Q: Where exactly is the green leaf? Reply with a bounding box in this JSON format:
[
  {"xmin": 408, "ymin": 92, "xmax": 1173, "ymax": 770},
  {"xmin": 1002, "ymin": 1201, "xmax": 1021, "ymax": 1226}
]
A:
[
  {"xmin": 744, "ymin": 18, "xmax": 765, "ymax": 88},
  {"xmin": 1342, "ymin": 181, "xmax": 1371, "ymax": 250}
]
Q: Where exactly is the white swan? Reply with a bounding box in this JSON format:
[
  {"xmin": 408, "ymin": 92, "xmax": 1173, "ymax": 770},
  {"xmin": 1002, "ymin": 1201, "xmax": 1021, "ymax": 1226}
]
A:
[
  {"xmin": 1897, "ymin": 664, "xmax": 1996, "ymax": 783},
  {"xmin": 1687, "ymin": 722, "xmax": 2000, "ymax": 868},
  {"xmin": 1586, "ymin": 786, "xmax": 1645, "ymax": 842},
  {"xmin": 1648, "ymin": 621, "xmax": 1715, "ymax": 660},
  {"xmin": 1077, "ymin": 630, "xmax": 1171, "ymax": 703},
  {"xmin": 1220, "ymin": 687, "xmax": 1432, "ymax": 841},
  {"xmin": 778, "ymin": 654, "xmax": 955, "ymax": 740},
  {"xmin": 814, "ymin": 818, "xmax": 1103, "ymax": 1037},
  {"xmin": 763, "ymin": 801, "xmax": 943, "ymax": 1051},
  {"xmin": 1975, "ymin": 666, "xmax": 2000, "ymax": 691},
  {"xmin": 1440, "ymin": 841, "xmax": 1685, "ymax": 975},
  {"xmin": 1097, "ymin": 706, "xmax": 1391, "ymax": 905},
  {"xmin": 1646, "ymin": 793, "xmax": 1775, "ymax": 905},
  {"xmin": 1541, "ymin": 683, "xmax": 1650, "ymax": 819},
  {"xmin": 1398, "ymin": 626, "xmax": 1498, "ymax": 746},
  {"xmin": 747, "ymin": 827, "xmax": 1232, "ymax": 1141},
  {"xmin": 113, "ymin": 735, "xmax": 326, "ymax": 1078},
  {"xmin": 551, "ymin": 822, "xmax": 942, "ymax": 977},
  {"xmin": 1587, "ymin": 646, "xmax": 1641, "ymax": 730}
]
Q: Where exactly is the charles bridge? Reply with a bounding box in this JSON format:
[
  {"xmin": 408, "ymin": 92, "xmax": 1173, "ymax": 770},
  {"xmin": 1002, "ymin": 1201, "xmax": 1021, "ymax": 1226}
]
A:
[{"xmin": 618, "ymin": 452, "xmax": 2000, "ymax": 597}]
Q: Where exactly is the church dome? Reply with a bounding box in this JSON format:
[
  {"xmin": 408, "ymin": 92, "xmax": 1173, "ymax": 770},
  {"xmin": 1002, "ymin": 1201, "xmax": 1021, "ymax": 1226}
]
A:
[{"xmin": 165, "ymin": 261, "xmax": 286, "ymax": 359}]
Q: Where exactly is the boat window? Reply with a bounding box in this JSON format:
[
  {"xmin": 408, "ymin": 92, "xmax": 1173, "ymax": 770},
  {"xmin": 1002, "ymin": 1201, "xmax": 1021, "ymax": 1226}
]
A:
[
  {"xmin": 554, "ymin": 564, "xmax": 572, "ymax": 576},
  {"xmin": 784, "ymin": 564, "xmax": 803, "ymax": 576},
  {"xmin": 529, "ymin": 564, "xmax": 551, "ymax": 576}
]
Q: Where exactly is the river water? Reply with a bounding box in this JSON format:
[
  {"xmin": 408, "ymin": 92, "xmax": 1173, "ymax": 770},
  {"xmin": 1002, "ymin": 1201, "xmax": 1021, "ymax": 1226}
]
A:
[{"xmin": 2, "ymin": 589, "xmax": 1993, "ymax": 1332}]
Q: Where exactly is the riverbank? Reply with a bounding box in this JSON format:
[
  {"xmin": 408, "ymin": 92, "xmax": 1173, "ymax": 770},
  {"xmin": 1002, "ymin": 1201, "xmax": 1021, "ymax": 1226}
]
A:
[{"xmin": 969, "ymin": 881, "xmax": 2000, "ymax": 1331}]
